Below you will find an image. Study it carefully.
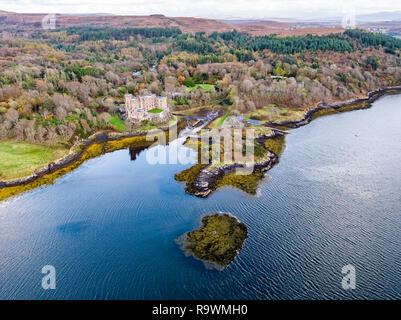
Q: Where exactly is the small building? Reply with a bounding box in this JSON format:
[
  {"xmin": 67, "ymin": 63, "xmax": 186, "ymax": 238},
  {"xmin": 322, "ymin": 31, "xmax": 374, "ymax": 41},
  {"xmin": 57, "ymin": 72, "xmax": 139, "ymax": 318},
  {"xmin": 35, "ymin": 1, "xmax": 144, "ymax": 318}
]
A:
[{"xmin": 124, "ymin": 94, "xmax": 170, "ymax": 123}]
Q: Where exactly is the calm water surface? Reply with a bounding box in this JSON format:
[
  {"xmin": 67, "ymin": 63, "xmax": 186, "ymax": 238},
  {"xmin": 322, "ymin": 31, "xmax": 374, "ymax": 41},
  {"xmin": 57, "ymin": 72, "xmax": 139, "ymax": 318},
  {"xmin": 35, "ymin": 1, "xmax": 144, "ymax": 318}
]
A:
[{"xmin": 0, "ymin": 95, "xmax": 401, "ymax": 299}]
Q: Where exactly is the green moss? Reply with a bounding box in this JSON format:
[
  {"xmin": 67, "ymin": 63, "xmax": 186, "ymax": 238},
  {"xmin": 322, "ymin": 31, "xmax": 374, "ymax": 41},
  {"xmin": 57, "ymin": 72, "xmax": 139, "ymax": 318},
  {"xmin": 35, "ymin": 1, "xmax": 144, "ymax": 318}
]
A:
[
  {"xmin": 311, "ymin": 101, "xmax": 370, "ymax": 121},
  {"xmin": 174, "ymin": 163, "xmax": 207, "ymax": 193},
  {"xmin": 263, "ymin": 135, "xmax": 285, "ymax": 156},
  {"xmin": 252, "ymin": 141, "xmax": 268, "ymax": 158},
  {"xmin": 174, "ymin": 132, "xmax": 274, "ymax": 196},
  {"xmin": 311, "ymin": 108, "xmax": 339, "ymax": 120},
  {"xmin": 178, "ymin": 213, "xmax": 248, "ymax": 268},
  {"xmin": 216, "ymin": 172, "xmax": 265, "ymax": 195}
]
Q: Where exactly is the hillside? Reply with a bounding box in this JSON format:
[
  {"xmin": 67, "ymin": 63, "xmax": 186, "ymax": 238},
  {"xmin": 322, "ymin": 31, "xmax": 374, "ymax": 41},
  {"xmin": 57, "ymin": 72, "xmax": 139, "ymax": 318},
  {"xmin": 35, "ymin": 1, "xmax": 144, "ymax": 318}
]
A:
[
  {"xmin": 0, "ymin": 11, "xmax": 234, "ymax": 33},
  {"xmin": 0, "ymin": 10, "xmax": 346, "ymax": 36}
]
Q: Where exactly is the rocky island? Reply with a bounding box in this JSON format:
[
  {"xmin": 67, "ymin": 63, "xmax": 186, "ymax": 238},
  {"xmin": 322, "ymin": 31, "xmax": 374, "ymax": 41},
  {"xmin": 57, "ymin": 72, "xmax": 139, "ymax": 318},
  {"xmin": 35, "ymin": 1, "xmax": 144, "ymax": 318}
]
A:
[{"xmin": 177, "ymin": 213, "xmax": 248, "ymax": 269}]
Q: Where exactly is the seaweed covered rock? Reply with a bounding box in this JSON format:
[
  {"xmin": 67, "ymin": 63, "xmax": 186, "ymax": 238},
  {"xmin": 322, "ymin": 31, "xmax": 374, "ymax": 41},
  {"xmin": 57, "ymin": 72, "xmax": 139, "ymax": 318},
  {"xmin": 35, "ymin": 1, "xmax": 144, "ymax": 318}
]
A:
[{"xmin": 178, "ymin": 213, "xmax": 248, "ymax": 269}]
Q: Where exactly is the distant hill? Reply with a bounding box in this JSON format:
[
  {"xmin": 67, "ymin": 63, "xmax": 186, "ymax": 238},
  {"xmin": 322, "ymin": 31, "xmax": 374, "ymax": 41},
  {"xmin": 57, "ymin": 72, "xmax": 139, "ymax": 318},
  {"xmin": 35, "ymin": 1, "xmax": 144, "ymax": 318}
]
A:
[
  {"xmin": 0, "ymin": 10, "xmax": 344, "ymax": 36},
  {"xmin": 219, "ymin": 19, "xmax": 292, "ymax": 27},
  {"xmin": 357, "ymin": 11, "xmax": 401, "ymax": 22},
  {"xmin": 0, "ymin": 11, "xmax": 233, "ymax": 33},
  {"xmin": 218, "ymin": 19, "xmax": 343, "ymax": 36}
]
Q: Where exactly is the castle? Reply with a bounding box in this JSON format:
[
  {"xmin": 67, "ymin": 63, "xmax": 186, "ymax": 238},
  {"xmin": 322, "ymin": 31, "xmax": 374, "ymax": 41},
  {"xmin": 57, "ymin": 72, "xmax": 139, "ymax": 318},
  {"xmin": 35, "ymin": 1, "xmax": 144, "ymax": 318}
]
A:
[{"xmin": 124, "ymin": 94, "xmax": 170, "ymax": 123}]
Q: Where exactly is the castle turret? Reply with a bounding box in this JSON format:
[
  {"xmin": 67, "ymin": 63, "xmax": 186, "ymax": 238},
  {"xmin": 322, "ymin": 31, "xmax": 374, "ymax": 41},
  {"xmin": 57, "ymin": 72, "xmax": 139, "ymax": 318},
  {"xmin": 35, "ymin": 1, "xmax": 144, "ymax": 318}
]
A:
[{"xmin": 125, "ymin": 94, "xmax": 132, "ymax": 108}]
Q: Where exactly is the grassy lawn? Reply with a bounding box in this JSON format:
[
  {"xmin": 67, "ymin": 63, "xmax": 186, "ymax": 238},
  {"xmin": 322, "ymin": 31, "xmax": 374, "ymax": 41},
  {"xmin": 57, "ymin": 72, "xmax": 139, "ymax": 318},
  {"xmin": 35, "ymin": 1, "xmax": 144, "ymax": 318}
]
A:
[
  {"xmin": 206, "ymin": 112, "xmax": 230, "ymax": 129},
  {"xmin": 108, "ymin": 114, "xmax": 126, "ymax": 131},
  {"xmin": 248, "ymin": 105, "xmax": 305, "ymax": 123},
  {"xmin": 134, "ymin": 115, "xmax": 178, "ymax": 132},
  {"xmin": 217, "ymin": 112, "xmax": 229, "ymax": 127},
  {"xmin": 148, "ymin": 108, "xmax": 163, "ymax": 113},
  {"xmin": 0, "ymin": 141, "xmax": 69, "ymax": 181},
  {"xmin": 186, "ymin": 84, "xmax": 214, "ymax": 92}
]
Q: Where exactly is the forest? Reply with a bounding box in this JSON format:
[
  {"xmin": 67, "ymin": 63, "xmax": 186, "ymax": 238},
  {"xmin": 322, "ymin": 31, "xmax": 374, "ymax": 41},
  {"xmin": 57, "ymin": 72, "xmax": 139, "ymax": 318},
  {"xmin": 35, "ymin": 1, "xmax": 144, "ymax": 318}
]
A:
[
  {"xmin": 1, "ymin": 26, "xmax": 401, "ymax": 150},
  {"xmin": 50, "ymin": 27, "xmax": 401, "ymax": 56}
]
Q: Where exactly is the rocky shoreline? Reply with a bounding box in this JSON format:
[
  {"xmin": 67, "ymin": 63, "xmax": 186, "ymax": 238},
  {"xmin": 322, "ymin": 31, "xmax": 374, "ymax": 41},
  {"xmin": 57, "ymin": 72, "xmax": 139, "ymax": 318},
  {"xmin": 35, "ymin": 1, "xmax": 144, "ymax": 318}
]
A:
[
  {"xmin": 265, "ymin": 86, "xmax": 401, "ymax": 129},
  {"xmin": 191, "ymin": 131, "xmax": 281, "ymax": 197},
  {"xmin": 0, "ymin": 118, "xmax": 185, "ymax": 198},
  {"xmin": 1, "ymin": 86, "xmax": 401, "ymax": 200},
  {"xmin": 189, "ymin": 86, "xmax": 401, "ymax": 197}
]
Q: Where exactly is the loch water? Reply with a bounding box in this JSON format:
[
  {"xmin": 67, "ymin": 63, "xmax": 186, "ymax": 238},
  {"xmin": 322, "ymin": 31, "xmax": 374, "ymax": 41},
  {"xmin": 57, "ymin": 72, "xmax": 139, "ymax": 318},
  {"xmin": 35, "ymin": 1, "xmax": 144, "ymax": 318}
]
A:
[{"xmin": 0, "ymin": 94, "xmax": 401, "ymax": 299}]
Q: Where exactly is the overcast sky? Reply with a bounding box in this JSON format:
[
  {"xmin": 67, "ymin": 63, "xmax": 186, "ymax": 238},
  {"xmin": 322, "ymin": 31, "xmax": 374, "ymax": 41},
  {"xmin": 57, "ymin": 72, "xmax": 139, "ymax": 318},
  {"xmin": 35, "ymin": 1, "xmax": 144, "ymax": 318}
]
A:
[{"xmin": 1, "ymin": 0, "xmax": 401, "ymax": 19}]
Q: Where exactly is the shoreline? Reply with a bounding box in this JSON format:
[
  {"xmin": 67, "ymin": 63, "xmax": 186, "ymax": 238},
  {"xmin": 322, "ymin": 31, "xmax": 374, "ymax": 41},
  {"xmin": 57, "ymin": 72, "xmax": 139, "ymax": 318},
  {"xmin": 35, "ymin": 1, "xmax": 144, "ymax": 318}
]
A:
[
  {"xmin": 266, "ymin": 86, "xmax": 401, "ymax": 129},
  {"xmin": 1, "ymin": 86, "xmax": 401, "ymax": 201},
  {"xmin": 0, "ymin": 118, "xmax": 186, "ymax": 201},
  {"xmin": 191, "ymin": 131, "xmax": 281, "ymax": 197},
  {"xmin": 187, "ymin": 85, "xmax": 401, "ymax": 197}
]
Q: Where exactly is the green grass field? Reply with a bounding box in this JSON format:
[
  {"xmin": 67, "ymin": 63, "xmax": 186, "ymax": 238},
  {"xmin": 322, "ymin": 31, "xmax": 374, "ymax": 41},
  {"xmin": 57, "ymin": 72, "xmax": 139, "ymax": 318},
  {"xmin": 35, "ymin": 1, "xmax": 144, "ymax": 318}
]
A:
[
  {"xmin": 248, "ymin": 105, "xmax": 305, "ymax": 123},
  {"xmin": 186, "ymin": 84, "xmax": 214, "ymax": 92},
  {"xmin": 108, "ymin": 114, "xmax": 126, "ymax": 131},
  {"xmin": 0, "ymin": 141, "xmax": 69, "ymax": 181},
  {"xmin": 217, "ymin": 112, "xmax": 229, "ymax": 127},
  {"xmin": 148, "ymin": 108, "xmax": 163, "ymax": 113},
  {"xmin": 206, "ymin": 112, "xmax": 229, "ymax": 129}
]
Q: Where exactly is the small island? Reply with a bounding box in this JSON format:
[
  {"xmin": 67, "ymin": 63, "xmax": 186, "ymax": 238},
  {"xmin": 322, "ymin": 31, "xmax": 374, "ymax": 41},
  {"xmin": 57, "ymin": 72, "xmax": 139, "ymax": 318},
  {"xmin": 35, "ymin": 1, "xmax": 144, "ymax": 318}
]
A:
[{"xmin": 177, "ymin": 213, "xmax": 248, "ymax": 269}]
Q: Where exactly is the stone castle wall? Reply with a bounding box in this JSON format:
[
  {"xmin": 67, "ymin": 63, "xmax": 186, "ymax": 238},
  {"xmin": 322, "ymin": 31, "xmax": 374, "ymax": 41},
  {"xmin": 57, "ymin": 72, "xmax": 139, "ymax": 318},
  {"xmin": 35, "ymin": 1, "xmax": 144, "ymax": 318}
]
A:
[{"xmin": 125, "ymin": 94, "xmax": 170, "ymax": 123}]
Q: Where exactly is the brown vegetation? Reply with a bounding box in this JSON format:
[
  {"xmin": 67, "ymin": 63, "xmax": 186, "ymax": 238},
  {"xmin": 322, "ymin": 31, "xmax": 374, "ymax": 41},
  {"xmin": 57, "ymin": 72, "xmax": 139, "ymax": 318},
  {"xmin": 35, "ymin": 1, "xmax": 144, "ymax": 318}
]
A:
[
  {"xmin": 0, "ymin": 11, "xmax": 233, "ymax": 34},
  {"xmin": 0, "ymin": 10, "xmax": 346, "ymax": 36}
]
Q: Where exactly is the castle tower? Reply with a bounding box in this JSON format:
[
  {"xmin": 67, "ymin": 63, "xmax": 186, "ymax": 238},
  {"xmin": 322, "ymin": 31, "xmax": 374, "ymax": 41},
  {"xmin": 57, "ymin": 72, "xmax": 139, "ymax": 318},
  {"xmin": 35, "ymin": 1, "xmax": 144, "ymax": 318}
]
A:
[{"xmin": 124, "ymin": 94, "xmax": 169, "ymax": 122}]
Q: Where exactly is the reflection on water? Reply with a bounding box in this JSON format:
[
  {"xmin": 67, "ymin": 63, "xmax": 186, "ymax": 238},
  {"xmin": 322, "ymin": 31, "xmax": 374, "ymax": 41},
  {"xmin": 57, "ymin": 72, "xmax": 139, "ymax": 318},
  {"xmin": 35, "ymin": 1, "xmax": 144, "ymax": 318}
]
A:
[
  {"xmin": 129, "ymin": 145, "xmax": 149, "ymax": 161},
  {"xmin": 0, "ymin": 95, "xmax": 401, "ymax": 299}
]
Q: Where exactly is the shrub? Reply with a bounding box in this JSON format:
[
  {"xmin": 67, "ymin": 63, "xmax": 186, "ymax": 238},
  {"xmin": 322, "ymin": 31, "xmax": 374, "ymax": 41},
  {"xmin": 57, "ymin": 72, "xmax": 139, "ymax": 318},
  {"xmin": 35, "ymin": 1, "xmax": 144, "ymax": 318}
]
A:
[{"xmin": 183, "ymin": 78, "xmax": 195, "ymax": 87}]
